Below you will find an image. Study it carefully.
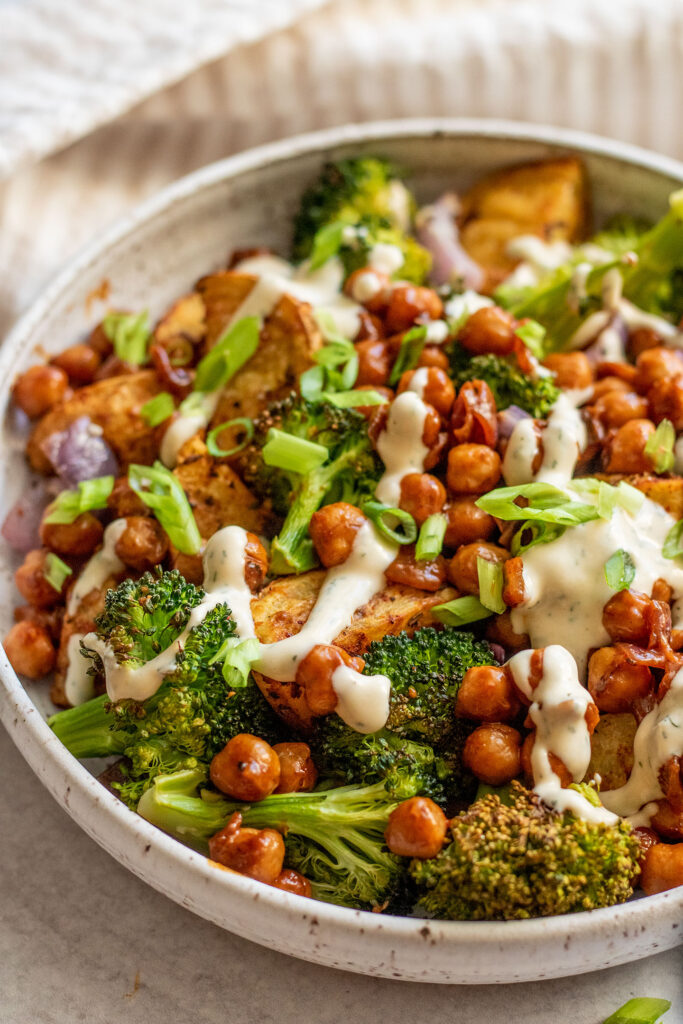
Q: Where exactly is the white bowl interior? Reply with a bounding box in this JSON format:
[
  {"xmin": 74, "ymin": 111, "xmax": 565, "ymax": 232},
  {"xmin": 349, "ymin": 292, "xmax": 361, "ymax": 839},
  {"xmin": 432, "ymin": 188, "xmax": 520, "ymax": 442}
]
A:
[{"xmin": 1, "ymin": 120, "xmax": 682, "ymax": 983}]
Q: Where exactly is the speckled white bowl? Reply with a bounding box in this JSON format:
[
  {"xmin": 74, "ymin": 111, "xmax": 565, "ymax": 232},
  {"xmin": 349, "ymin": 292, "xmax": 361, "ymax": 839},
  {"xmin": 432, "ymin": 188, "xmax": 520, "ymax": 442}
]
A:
[{"xmin": 1, "ymin": 120, "xmax": 682, "ymax": 984}]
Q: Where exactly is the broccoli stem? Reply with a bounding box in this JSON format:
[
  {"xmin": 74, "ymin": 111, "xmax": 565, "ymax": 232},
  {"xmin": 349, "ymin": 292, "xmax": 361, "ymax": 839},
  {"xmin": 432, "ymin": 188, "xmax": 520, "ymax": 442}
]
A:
[{"xmin": 48, "ymin": 695, "xmax": 123, "ymax": 759}]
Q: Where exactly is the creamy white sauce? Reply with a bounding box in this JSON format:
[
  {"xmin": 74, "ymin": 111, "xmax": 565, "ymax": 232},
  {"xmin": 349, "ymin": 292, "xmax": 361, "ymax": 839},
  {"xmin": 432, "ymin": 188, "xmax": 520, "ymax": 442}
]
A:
[
  {"xmin": 568, "ymin": 261, "xmax": 593, "ymax": 312},
  {"xmin": 368, "ymin": 243, "xmax": 404, "ymax": 276},
  {"xmin": 425, "ymin": 319, "xmax": 449, "ymax": 344},
  {"xmin": 63, "ymin": 633, "xmax": 94, "ymax": 707},
  {"xmin": 375, "ymin": 392, "xmax": 430, "ymax": 505},
  {"xmin": 444, "ymin": 290, "xmax": 492, "ymax": 325},
  {"xmin": 602, "ymin": 668, "xmax": 683, "ymax": 822},
  {"xmin": 67, "ymin": 519, "xmax": 127, "ymax": 615},
  {"xmin": 502, "ymin": 392, "xmax": 588, "ymax": 488},
  {"xmin": 502, "ymin": 417, "xmax": 540, "ymax": 486},
  {"xmin": 232, "ymin": 253, "xmax": 361, "ymax": 340},
  {"xmin": 511, "ymin": 495, "xmax": 683, "ymax": 677},
  {"xmin": 159, "ymin": 393, "xmax": 219, "ymax": 469},
  {"xmin": 331, "ymin": 662, "xmax": 391, "ymax": 734},
  {"xmin": 350, "ymin": 270, "xmax": 383, "ymax": 304},
  {"xmin": 508, "ymin": 645, "xmax": 617, "ymax": 824},
  {"xmin": 406, "ymin": 367, "xmax": 429, "ymax": 400}
]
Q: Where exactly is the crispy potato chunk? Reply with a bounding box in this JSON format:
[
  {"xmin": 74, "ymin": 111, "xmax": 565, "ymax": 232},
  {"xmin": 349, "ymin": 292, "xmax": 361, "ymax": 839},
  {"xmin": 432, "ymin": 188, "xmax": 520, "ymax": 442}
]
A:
[
  {"xmin": 27, "ymin": 370, "xmax": 163, "ymax": 474},
  {"xmin": 595, "ymin": 473, "xmax": 683, "ymax": 520},
  {"xmin": 251, "ymin": 570, "xmax": 456, "ymax": 731},
  {"xmin": 173, "ymin": 434, "xmax": 273, "ymax": 537},
  {"xmin": 460, "ymin": 157, "xmax": 587, "ymax": 290},
  {"xmin": 196, "ymin": 271, "xmax": 255, "ymax": 350},
  {"xmin": 153, "ymin": 292, "xmax": 206, "ymax": 353},
  {"xmin": 51, "ymin": 576, "xmax": 119, "ymax": 707},
  {"xmin": 584, "ymin": 712, "xmax": 637, "ymax": 791}
]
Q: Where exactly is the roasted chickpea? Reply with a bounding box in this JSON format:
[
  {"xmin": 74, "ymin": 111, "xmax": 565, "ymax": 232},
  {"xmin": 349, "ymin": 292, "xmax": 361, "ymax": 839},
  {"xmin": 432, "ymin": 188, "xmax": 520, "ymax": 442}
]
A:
[
  {"xmin": 385, "ymin": 546, "xmax": 447, "ymax": 590},
  {"xmin": 271, "ymin": 869, "xmax": 312, "ymax": 897},
  {"xmin": 542, "ymin": 352, "xmax": 594, "ymax": 390},
  {"xmin": 40, "ymin": 511, "xmax": 103, "ymax": 558},
  {"xmin": 520, "ymin": 731, "xmax": 573, "ymax": 787},
  {"xmin": 355, "ymin": 339, "xmax": 393, "ymax": 386},
  {"xmin": 635, "ymin": 346, "xmax": 683, "ymax": 394},
  {"xmin": 591, "ymin": 376, "xmax": 632, "ymax": 402},
  {"xmin": 447, "ymin": 541, "xmax": 508, "ymax": 596},
  {"xmin": 51, "ymin": 344, "xmax": 102, "ymax": 385},
  {"xmin": 458, "ymin": 306, "xmax": 516, "ymax": 356},
  {"xmin": 168, "ymin": 546, "xmax": 204, "ymax": 585},
  {"xmin": 273, "ymin": 742, "xmax": 318, "ymax": 793},
  {"xmin": 353, "ymin": 385, "xmax": 394, "ymax": 420},
  {"xmin": 462, "ymin": 723, "xmax": 522, "ymax": 786},
  {"xmin": 309, "ymin": 502, "xmax": 366, "ymax": 568},
  {"xmin": 106, "ymin": 476, "xmax": 150, "ymax": 518},
  {"xmin": 397, "ymin": 367, "xmax": 455, "ymax": 418},
  {"xmin": 446, "ymin": 444, "xmax": 501, "ymax": 495},
  {"xmin": 13, "ymin": 604, "xmax": 63, "ymax": 642},
  {"xmin": 208, "ymin": 815, "xmax": 285, "ymax": 884},
  {"xmin": 603, "ymin": 419, "xmax": 655, "ymax": 474},
  {"xmin": 12, "ymin": 365, "xmax": 69, "ymax": 418},
  {"xmin": 593, "ymin": 390, "xmax": 649, "ymax": 430},
  {"xmin": 86, "ymin": 320, "xmax": 114, "ymax": 358},
  {"xmin": 649, "ymin": 800, "xmax": 683, "ymax": 841},
  {"xmin": 587, "ymin": 647, "xmax": 654, "ymax": 713},
  {"xmin": 344, "ymin": 268, "xmax": 391, "ymax": 313},
  {"xmin": 443, "ymin": 497, "xmax": 496, "ymax": 549},
  {"xmin": 384, "ymin": 797, "xmax": 448, "ymax": 859},
  {"xmin": 456, "ymin": 665, "xmax": 521, "ymax": 722},
  {"xmin": 648, "ymin": 376, "xmax": 683, "ymax": 430},
  {"xmin": 114, "ymin": 516, "xmax": 169, "ymax": 572},
  {"xmin": 416, "ymin": 346, "xmax": 450, "ymax": 371},
  {"xmin": 15, "ymin": 549, "xmax": 67, "ymax": 608},
  {"xmin": 640, "ymin": 842, "xmax": 683, "ymax": 895},
  {"xmin": 602, "ymin": 590, "xmax": 653, "ymax": 645},
  {"xmin": 628, "ymin": 327, "xmax": 662, "ymax": 360},
  {"xmin": 486, "ymin": 610, "xmax": 530, "ymax": 654},
  {"xmin": 244, "ymin": 533, "xmax": 268, "ymax": 591},
  {"xmin": 3, "ymin": 620, "xmax": 56, "ymax": 679},
  {"xmin": 385, "ymin": 285, "xmax": 443, "ymax": 334},
  {"xmin": 354, "ymin": 310, "xmax": 385, "ymax": 342},
  {"xmin": 210, "ymin": 734, "xmax": 281, "ymax": 801},
  {"xmin": 399, "ymin": 473, "xmax": 446, "ymax": 526},
  {"xmin": 295, "ymin": 644, "xmax": 365, "ymax": 717}
]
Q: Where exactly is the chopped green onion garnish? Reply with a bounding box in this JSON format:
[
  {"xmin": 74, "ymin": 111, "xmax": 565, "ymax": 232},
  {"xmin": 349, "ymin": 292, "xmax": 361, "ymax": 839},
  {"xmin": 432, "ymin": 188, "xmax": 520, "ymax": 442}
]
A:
[
  {"xmin": 514, "ymin": 319, "xmax": 546, "ymax": 357},
  {"xmin": 299, "ymin": 365, "xmax": 326, "ymax": 401},
  {"xmin": 476, "ymin": 482, "xmax": 600, "ymax": 526},
  {"xmin": 663, "ymin": 518, "xmax": 683, "ymax": 559},
  {"xmin": 510, "ymin": 520, "xmax": 566, "ymax": 556},
  {"xmin": 601, "ymin": 997, "xmax": 671, "ymax": 1024},
  {"xmin": 431, "ymin": 595, "xmax": 491, "ymax": 627},
  {"xmin": 617, "ymin": 480, "xmax": 646, "ymax": 515},
  {"xmin": 644, "ymin": 418, "xmax": 675, "ymax": 473},
  {"xmin": 43, "ymin": 552, "xmax": 73, "ymax": 592},
  {"xmin": 128, "ymin": 461, "xmax": 201, "ymax": 555},
  {"xmin": 210, "ymin": 636, "xmax": 261, "ymax": 688},
  {"xmin": 193, "ymin": 316, "xmax": 261, "ymax": 394},
  {"xmin": 140, "ymin": 392, "xmax": 175, "ymax": 427},
  {"xmin": 206, "ymin": 417, "xmax": 254, "ymax": 458},
  {"xmin": 321, "ymin": 389, "xmax": 388, "ymax": 408},
  {"xmin": 388, "ymin": 325, "xmax": 428, "ymax": 386},
  {"xmin": 262, "ymin": 429, "xmax": 328, "ymax": 475},
  {"xmin": 477, "ymin": 557, "xmax": 506, "ymax": 614},
  {"xmin": 415, "ymin": 513, "xmax": 447, "ymax": 561},
  {"xmin": 44, "ymin": 476, "xmax": 115, "ymax": 525},
  {"xmin": 307, "ymin": 315, "xmax": 359, "ymax": 395},
  {"xmin": 309, "ymin": 221, "xmax": 347, "ymax": 271},
  {"xmin": 102, "ymin": 311, "xmax": 150, "ymax": 366},
  {"xmin": 604, "ymin": 548, "xmax": 636, "ymax": 591},
  {"xmin": 361, "ymin": 500, "xmax": 417, "ymax": 545}
]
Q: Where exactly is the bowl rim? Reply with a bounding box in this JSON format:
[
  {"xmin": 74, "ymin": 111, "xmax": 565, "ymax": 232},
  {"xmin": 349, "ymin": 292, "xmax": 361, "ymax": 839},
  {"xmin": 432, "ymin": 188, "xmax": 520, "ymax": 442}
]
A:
[{"xmin": 2, "ymin": 116, "xmax": 683, "ymax": 970}]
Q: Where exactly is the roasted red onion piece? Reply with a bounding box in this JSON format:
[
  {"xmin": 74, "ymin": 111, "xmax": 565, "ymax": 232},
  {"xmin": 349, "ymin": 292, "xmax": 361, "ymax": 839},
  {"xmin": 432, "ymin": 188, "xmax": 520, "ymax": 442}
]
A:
[
  {"xmin": 497, "ymin": 405, "xmax": 531, "ymax": 440},
  {"xmin": 40, "ymin": 415, "xmax": 118, "ymax": 486},
  {"xmin": 489, "ymin": 643, "xmax": 506, "ymax": 665},
  {"xmin": 584, "ymin": 313, "xmax": 628, "ymax": 364},
  {"xmin": 415, "ymin": 194, "xmax": 484, "ymax": 291},
  {"xmin": 1, "ymin": 480, "xmax": 50, "ymax": 552}
]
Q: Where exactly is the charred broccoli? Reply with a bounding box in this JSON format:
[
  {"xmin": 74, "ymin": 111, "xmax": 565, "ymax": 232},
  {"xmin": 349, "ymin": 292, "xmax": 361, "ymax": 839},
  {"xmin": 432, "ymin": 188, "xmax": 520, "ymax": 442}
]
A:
[
  {"xmin": 242, "ymin": 393, "xmax": 382, "ymax": 574},
  {"xmin": 138, "ymin": 768, "xmax": 411, "ymax": 910},
  {"xmin": 292, "ymin": 157, "xmax": 431, "ymax": 284},
  {"xmin": 411, "ymin": 783, "xmax": 640, "ymax": 920},
  {"xmin": 448, "ymin": 347, "xmax": 560, "ymax": 418}
]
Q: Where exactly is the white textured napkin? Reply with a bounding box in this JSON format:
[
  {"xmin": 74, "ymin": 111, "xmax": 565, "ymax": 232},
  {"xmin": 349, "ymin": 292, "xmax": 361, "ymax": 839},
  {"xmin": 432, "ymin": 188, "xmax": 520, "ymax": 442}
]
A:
[{"xmin": 2, "ymin": 0, "xmax": 683, "ymax": 337}]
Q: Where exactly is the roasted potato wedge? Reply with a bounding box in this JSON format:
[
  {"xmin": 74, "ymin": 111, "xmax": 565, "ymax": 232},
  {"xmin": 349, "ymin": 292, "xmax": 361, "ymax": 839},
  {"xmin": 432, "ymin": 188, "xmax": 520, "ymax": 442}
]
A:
[
  {"xmin": 595, "ymin": 473, "xmax": 683, "ymax": 520},
  {"xmin": 27, "ymin": 370, "xmax": 163, "ymax": 474},
  {"xmin": 585, "ymin": 712, "xmax": 637, "ymax": 791},
  {"xmin": 460, "ymin": 157, "xmax": 587, "ymax": 290},
  {"xmin": 196, "ymin": 271, "xmax": 255, "ymax": 350},
  {"xmin": 251, "ymin": 570, "xmax": 457, "ymax": 731},
  {"xmin": 153, "ymin": 292, "xmax": 206, "ymax": 358}
]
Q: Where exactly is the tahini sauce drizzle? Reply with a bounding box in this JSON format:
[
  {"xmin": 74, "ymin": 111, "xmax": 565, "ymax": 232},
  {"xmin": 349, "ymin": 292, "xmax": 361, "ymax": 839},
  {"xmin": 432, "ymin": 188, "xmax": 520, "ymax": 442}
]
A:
[
  {"xmin": 375, "ymin": 391, "xmax": 431, "ymax": 505},
  {"xmin": 502, "ymin": 391, "xmax": 588, "ymax": 487}
]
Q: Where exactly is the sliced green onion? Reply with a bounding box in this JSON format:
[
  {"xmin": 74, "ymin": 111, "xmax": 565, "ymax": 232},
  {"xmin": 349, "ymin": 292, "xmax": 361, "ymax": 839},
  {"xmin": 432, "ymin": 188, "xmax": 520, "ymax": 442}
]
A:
[
  {"xmin": 43, "ymin": 553, "xmax": 73, "ymax": 592},
  {"xmin": 514, "ymin": 319, "xmax": 546, "ymax": 358},
  {"xmin": 321, "ymin": 389, "xmax": 388, "ymax": 408},
  {"xmin": 477, "ymin": 557, "xmax": 506, "ymax": 614},
  {"xmin": 178, "ymin": 390, "xmax": 214, "ymax": 418},
  {"xmin": 309, "ymin": 221, "xmax": 347, "ymax": 271},
  {"xmin": 663, "ymin": 518, "xmax": 683, "ymax": 559},
  {"xmin": 102, "ymin": 311, "xmax": 150, "ymax": 366},
  {"xmin": 601, "ymin": 997, "xmax": 671, "ymax": 1024},
  {"xmin": 476, "ymin": 482, "xmax": 600, "ymax": 526},
  {"xmin": 193, "ymin": 316, "xmax": 261, "ymax": 393},
  {"xmin": 415, "ymin": 513, "xmax": 447, "ymax": 561},
  {"xmin": 361, "ymin": 500, "xmax": 417, "ymax": 545},
  {"xmin": 604, "ymin": 549, "xmax": 636, "ymax": 591},
  {"xmin": 262, "ymin": 429, "xmax": 328, "ymax": 474},
  {"xmin": 431, "ymin": 595, "xmax": 491, "ymax": 627},
  {"xmin": 210, "ymin": 636, "xmax": 261, "ymax": 689},
  {"xmin": 510, "ymin": 520, "xmax": 566, "ymax": 556},
  {"xmin": 616, "ymin": 480, "xmax": 645, "ymax": 515},
  {"xmin": 44, "ymin": 476, "xmax": 115, "ymax": 525},
  {"xmin": 337, "ymin": 351, "xmax": 359, "ymax": 390},
  {"xmin": 140, "ymin": 392, "xmax": 175, "ymax": 427},
  {"xmin": 388, "ymin": 325, "xmax": 428, "ymax": 386},
  {"xmin": 644, "ymin": 418, "xmax": 675, "ymax": 473},
  {"xmin": 300, "ymin": 365, "xmax": 325, "ymax": 401},
  {"xmin": 206, "ymin": 418, "xmax": 254, "ymax": 458},
  {"xmin": 570, "ymin": 476, "xmax": 645, "ymax": 518},
  {"xmin": 128, "ymin": 461, "xmax": 201, "ymax": 555}
]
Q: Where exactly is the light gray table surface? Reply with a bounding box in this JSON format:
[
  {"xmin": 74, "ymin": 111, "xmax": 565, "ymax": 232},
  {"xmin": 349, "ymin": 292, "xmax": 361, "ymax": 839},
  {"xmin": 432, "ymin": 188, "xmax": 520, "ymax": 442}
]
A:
[{"xmin": 1, "ymin": 722, "xmax": 681, "ymax": 1024}]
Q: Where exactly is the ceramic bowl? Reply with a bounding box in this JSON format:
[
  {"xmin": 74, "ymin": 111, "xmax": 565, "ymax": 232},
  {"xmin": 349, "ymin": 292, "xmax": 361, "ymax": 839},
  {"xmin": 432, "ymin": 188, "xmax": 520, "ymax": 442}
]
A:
[{"xmin": 1, "ymin": 120, "xmax": 682, "ymax": 984}]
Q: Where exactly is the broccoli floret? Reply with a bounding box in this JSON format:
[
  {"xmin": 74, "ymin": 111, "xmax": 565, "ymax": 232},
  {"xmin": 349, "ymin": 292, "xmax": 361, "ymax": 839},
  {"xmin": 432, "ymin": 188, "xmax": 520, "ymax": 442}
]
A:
[
  {"xmin": 138, "ymin": 768, "xmax": 411, "ymax": 910},
  {"xmin": 411, "ymin": 783, "xmax": 640, "ymax": 920},
  {"xmin": 292, "ymin": 157, "xmax": 431, "ymax": 284},
  {"xmin": 242, "ymin": 393, "xmax": 382, "ymax": 574},
  {"xmin": 49, "ymin": 571, "xmax": 282, "ymax": 807},
  {"xmin": 448, "ymin": 346, "xmax": 560, "ymax": 418}
]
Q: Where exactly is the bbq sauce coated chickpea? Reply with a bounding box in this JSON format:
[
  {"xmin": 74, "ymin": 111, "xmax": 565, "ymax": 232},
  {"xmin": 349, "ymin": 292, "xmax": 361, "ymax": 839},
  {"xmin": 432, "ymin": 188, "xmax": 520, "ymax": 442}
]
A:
[
  {"xmin": 40, "ymin": 511, "xmax": 103, "ymax": 558},
  {"xmin": 3, "ymin": 620, "xmax": 56, "ymax": 679},
  {"xmin": 593, "ymin": 390, "xmax": 649, "ymax": 430},
  {"xmin": 634, "ymin": 346, "xmax": 683, "ymax": 394},
  {"xmin": 462, "ymin": 723, "xmax": 522, "ymax": 786},
  {"xmin": 385, "ymin": 546, "xmax": 447, "ymax": 591},
  {"xmin": 296, "ymin": 643, "xmax": 365, "ymax": 716},
  {"xmin": 399, "ymin": 473, "xmax": 446, "ymax": 526},
  {"xmin": 520, "ymin": 732, "xmax": 573, "ymax": 787},
  {"xmin": 51, "ymin": 344, "xmax": 102, "ymax": 385},
  {"xmin": 385, "ymin": 285, "xmax": 443, "ymax": 334},
  {"xmin": 244, "ymin": 533, "xmax": 269, "ymax": 591},
  {"xmin": 273, "ymin": 742, "xmax": 318, "ymax": 793},
  {"xmin": 602, "ymin": 590, "xmax": 653, "ymax": 645},
  {"xmin": 603, "ymin": 419, "xmax": 655, "ymax": 474},
  {"xmin": 397, "ymin": 367, "xmax": 455, "ymax": 418},
  {"xmin": 640, "ymin": 842, "xmax": 683, "ymax": 895},
  {"xmin": 541, "ymin": 352, "xmax": 594, "ymax": 390},
  {"xmin": 15, "ymin": 549, "xmax": 68, "ymax": 608},
  {"xmin": 648, "ymin": 376, "xmax": 683, "ymax": 430},
  {"xmin": 384, "ymin": 797, "xmax": 448, "ymax": 859},
  {"xmin": 208, "ymin": 813, "xmax": 285, "ymax": 884},
  {"xmin": 114, "ymin": 516, "xmax": 169, "ymax": 572},
  {"xmin": 587, "ymin": 647, "xmax": 654, "ymax": 713},
  {"xmin": 458, "ymin": 306, "xmax": 516, "ymax": 356},
  {"xmin": 447, "ymin": 541, "xmax": 508, "ymax": 596},
  {"xmin": 107, "ymin": 476, "xmax": 151, "ymax": 518},
  {"xmin": 271, "ymin": 869, "xmax": 312, "ymax": 897},
  {"xmin": 355, "ymin": 339, "xmax": 393, "ymax": 386},
  {"xmin": 443, "ymin": 497, "xmax": 496, "ymax": 549},
  {"xmin": 12, "ymin": 365, "xmax": 69, "ymax": 418},
  {"xmin": 446, "ymin": 444, "xmax": 501, "ymax": 494},
  {"xmin": 210, "ymin": 734, "xmax": 281, "ymax": 801},
  {"xmin": 309, "ymin": 503, "xmax": 366, "ymax": 568},
  {"xmin": 456, "ymin": 665, "xmax": 521, "ymax": 722}
]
